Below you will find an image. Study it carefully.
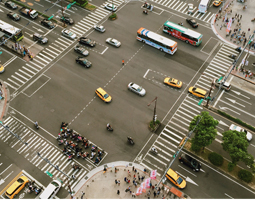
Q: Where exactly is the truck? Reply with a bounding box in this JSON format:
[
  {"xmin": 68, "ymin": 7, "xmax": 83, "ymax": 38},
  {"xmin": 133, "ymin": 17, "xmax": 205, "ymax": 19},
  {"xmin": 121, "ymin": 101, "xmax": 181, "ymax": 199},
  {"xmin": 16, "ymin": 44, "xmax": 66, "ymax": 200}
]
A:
[{"xmin": 19, "ymin": 7, "xmax": 38, "ymax": 19}]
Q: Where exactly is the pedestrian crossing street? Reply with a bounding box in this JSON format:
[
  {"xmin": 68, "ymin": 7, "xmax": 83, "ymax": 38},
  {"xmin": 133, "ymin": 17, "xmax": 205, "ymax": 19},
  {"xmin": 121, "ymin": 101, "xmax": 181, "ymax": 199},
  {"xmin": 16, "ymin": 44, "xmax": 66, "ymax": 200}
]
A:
[
  {"xmin": 138, "ymin": 43, "xmax": 239, "ymax": 176},
  {"xmin": 0, "ymin": 115, "xmax": 107, "ymax": 190},
  {"xmin": 150, "ymin": 0, "xmax": 215, "ymax": 23},
  {"xmin": 4, "ymin": 0, "xmax": 124, "ymax": 93}
]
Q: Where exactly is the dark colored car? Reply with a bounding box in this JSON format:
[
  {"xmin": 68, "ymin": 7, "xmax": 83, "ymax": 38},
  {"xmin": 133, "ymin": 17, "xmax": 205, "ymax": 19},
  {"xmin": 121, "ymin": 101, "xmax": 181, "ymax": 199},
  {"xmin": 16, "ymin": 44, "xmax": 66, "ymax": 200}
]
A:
[
  {"xmin": 179, "ymin": 154, "xmax": 201, "ymax": 171},
  {"xmin": 7, "ymin": 12, "xmax": 20, "ymax": 21},
  {"xmin": 40, "ymin": 19, "xmax": 55, "ymax": 29},
  {"xmin": 33, "ymin": 33, "xmax": 48, "ymax": 44},
  {"xmin": 186, "ymin": 18, "xmax": 198, "ymax": 28},
  {"xmin": 60, "ymin": 16, "xmax": 74, "ymax": 25},
  {"xmin": 5, "ymin": 1, "xmax": 18, "ymax": 9},
  {"xmin": 78, "ymin": 37, "xmax": 96, "ymax": 47},
  {"xmin": 75, "ymin": 57, "xmax": 92, "ymax": 68}
]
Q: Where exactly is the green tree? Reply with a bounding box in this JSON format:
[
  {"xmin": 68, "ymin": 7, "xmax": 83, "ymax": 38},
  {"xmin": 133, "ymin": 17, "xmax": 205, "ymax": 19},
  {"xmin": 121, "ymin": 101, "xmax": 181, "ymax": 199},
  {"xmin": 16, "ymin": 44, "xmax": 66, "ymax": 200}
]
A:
[
  {"xmin": 189, "ymin": 111, "xmax": 218, "ymax": 152},
  {"xmin": 222, "ymin": 130, "xmax": 254, "ymax": 166},
  {"xmin": 75, "ymin": 0, "xmax": 87, "ymax": 6}
]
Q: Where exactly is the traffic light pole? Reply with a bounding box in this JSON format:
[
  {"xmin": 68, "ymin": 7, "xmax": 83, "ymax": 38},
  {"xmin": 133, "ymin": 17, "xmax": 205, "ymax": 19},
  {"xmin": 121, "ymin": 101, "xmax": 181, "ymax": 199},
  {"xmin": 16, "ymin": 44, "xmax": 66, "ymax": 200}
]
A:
[
  {"xmin": 157, "ymin": 116, "xmax": 202, "ymax": 187},
  {"xmin": 37, "ymin": 152, "xmax": 71, "ymax": 179},
  {"xmin": 0, "ymin": 122, "xmax": 28, "ymax": 146},
  {"xmin": 148, "ymin": 97, "xmax": 157, "ymax": 125}
]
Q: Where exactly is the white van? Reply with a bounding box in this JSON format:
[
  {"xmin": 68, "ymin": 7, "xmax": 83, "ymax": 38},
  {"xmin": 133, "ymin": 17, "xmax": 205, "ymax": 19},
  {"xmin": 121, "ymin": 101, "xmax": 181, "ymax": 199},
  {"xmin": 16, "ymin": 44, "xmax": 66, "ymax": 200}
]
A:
[
  {"xmin": 198, "ymin": 0, "xmax": 211, "ymax": 13},
  {"xmin": 39, "ymin": 179, "xmax": 62, "ymax": 199}
]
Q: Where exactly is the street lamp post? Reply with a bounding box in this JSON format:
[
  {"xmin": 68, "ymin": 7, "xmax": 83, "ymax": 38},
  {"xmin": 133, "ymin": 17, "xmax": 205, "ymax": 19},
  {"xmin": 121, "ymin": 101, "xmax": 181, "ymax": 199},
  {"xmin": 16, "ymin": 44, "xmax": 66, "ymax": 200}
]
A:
[
  {"xmin": 61, "ymin": 0, "xmax": 65, "ymax": 27},
  {"xmin": 148, "ymin": 97, "xmax": 157, "ymax": 125}
]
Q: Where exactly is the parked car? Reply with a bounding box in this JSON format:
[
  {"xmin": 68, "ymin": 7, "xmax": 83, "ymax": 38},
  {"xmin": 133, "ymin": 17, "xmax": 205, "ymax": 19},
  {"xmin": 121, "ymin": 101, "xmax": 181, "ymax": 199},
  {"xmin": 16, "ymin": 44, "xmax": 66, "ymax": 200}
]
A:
[
  {"xmin": 186, "ymin": 18, "xmax": 198, "ymax": 28},
  {"xmin": 213, "ymin": 0, "xmax": 222, "ymax": 6},
  {"xmin": 104, "ymin": 3, "xmax": 117, "ymax": 11},
  {"xmin": 75, "ymin": 57, "xmax": 92, "ymax": 68},
  {"xmin": 40, "ymin": 19, "xmax": 55, "ymax": 29},
  {"xmin": 62, "ymin": 29, "xmax": 76, "ymax": 40},
  {"xmin": 164, "ymin": 77, "xmax": 182, "ymax": 88},
  {"xmin": 179, "ymin": 154, "xmax": 201, "ymax": 171},
  {"xmin": 94, "ymin": 24, "xmax": 105, "ymax": 32},
  {"xmin": 7, "ymin": 12, "xmax": 20, "ymax": 21},
  {"xmin": 187, "ymin": 3, "xmax": 194, "ymax": 14},
  {"xmin": 229, "ymin": 124, "xmax": 252, "ymax": 141},
  {"xmin": 213, "ymin": 78, "xmax": 231, "ymax": 91},
  {"xmin": 106, "ymin": 38, "xmax": 121, "ymax": 47},
  {"xmin": 127, "ymin": 82, "xmax": 146, "ymax": 96},
  {"xmin": 60, "ymin": 16, "xmax": 74, "ymax": 25},
  {"xmin": 78, "ymin": 37, "xmax": 96, "ymax": 47},
  {"xmin": 74, "ymin": 45, "xmax": 89, "ymax": 56},
  {"xmin": 5, "ymin": 1, "xmax": 18, "ymax": 9},
  {"xmin": 95, "ymin": 87, "xmax": 112, "ymax": 103}
]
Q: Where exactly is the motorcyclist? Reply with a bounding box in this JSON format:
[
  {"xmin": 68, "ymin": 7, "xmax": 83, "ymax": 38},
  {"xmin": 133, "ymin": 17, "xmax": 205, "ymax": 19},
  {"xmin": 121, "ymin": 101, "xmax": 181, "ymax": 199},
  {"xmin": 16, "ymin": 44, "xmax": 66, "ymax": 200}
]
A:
[
  {"xmin": 178, "ymin": 22, "xmax": 183, "ymax": 26},
  {"xmin": 143, "ymin": 10, "xmax": 148, "ymax": 14},
  {"xmin": 127, "ymin": 136, "xmax": 133, "ymax": 141},
  {"xmin": 151, "ymin": 147, "xmax": 158, "ymax": 153},
  {"xmin": 34, "ymin": 121, "xmax": 38, "ymax": 127},
  {"xmin": 107, "ymin": 123, "xmax": 112, "ymax": 129},
  {"xmin": 35, "ymin": 187, "xmax": 41, "ymax": 195}
]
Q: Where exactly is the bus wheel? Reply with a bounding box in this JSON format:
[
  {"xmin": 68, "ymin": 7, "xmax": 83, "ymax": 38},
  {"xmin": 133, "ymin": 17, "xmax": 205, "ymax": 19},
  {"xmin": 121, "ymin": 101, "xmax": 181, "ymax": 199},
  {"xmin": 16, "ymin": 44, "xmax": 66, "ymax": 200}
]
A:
[
  {"xmin": 160, "ymin": 48, "xmax": 163, "ymax": 52},
  {"xmin": 185, "ymin": 40, "xmax": 189, "ymax": 44}
]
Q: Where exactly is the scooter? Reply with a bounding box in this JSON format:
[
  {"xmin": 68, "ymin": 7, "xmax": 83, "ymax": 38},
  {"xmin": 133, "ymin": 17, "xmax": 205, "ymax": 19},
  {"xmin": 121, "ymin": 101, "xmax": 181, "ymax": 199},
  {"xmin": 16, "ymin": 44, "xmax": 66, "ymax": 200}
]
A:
[
  {"xmin": 235, "ymin": 47, "xmax": 242, "ymax": 52},
  {"xmin": 229, "ymin": 54, "xmax": 237, "ymax": 59},
  {"xmin": 35, "ymin": 187, "xmax": 42, "ymax": 195},
  {"xmin": 143, "ymin": 10, "xmax": 148, "ymax": 15},
  {"xmin": 34, "ymin": 122, "xmax": 39, "ymax": 130},
  {"xmin": 151, "ymin": 147, "xmax": 158, "ymax": 154},
  {"xmin": 127, "ymin": 137, "xmax": 135, "ymax": 145}
]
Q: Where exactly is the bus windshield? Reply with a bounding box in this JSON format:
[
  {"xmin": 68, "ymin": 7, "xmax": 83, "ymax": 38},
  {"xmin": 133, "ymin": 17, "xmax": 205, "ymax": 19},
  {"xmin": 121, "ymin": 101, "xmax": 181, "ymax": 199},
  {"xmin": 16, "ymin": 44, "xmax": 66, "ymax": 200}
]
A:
[
  {"xmin": 163, "ymin": 21, "xmax": 203, "ymax": 46},
  {"xmin": 0, "ymin": 20, "xmax": 24, "ymax": 41}
]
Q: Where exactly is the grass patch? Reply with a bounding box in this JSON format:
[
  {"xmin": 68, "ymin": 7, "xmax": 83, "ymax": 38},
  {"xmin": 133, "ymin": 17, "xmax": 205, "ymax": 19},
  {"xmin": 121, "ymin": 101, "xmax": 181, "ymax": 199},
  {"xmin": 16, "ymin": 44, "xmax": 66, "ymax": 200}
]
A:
[{"xmin": 84, "ymin": 3, "xmax": 96, "ymax": 11}]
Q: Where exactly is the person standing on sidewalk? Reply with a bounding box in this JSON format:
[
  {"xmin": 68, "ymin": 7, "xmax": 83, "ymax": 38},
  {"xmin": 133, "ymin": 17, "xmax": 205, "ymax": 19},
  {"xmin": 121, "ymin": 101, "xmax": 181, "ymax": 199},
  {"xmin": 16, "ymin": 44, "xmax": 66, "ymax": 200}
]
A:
[{"xmin": 81, "ymin": 191, "xmax": 85, "ymax": 199}]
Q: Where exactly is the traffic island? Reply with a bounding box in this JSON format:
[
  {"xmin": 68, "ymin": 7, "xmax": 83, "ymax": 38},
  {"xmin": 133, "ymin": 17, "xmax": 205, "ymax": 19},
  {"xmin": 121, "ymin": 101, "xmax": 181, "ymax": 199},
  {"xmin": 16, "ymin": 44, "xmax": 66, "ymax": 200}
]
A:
[
  {"xmin": 149, "ymin": 120, "xmax": 161, "ymax": 133},
  {"xmin": 109, "ymin": 13, "xmax": 117, "ymax": 20}
]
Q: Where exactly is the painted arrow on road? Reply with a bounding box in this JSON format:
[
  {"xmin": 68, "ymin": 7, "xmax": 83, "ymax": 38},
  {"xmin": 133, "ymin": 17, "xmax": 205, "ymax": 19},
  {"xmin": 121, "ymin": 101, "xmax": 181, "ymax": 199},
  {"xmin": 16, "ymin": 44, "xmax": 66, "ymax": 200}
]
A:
[
  {"xmin": 186, "ymin": 177, "xmax": 198, "ymax": 186},
  {"xmin": 232, "ymin": 90, "xmax": 250, "ymax": 99},
  {"xmin": 32, "ymin": 26, "xmax": 44, "ymax": 33},
  {"xmin": 218, "ymin": 120, "xmax": 228, "ymax": 127},
  {"xmin": 219, "ymin": 106, "xmax": 240, "ymax": 115},
  {"xmin": 225, "ymin": 97, "xmax": 245, "ymax": 107}
]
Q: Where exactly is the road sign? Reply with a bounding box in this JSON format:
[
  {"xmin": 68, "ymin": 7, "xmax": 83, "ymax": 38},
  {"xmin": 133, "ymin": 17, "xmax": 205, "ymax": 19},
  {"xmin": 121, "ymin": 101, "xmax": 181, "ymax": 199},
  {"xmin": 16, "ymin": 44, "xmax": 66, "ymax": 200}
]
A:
[
  {"xmin": 46, "ymin": 171, "xmax": 53, "ymax": 177},
  {"xmin": 48, "ymin": 14, "xmax": 54, "ymax": 20},
  {"xmin": 198, "ymin": 99, "xmax": 203, "ymax": 105}
]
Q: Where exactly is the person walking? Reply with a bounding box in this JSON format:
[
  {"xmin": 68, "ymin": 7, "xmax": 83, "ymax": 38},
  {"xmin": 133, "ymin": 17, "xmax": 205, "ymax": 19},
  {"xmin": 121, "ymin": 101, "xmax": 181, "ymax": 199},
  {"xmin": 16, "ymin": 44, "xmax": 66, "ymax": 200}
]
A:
[
  {"xmin": 122, "ymin": 59, "xmax": 124, "ymax": 65},
  {"xmin": 240, "ymin": 15, "xmax": 242, "ymax": 20},
  {"xmin": 81, "ymin": 191, "xmax": 85, "ymax": 199},
  {"xmin": 117, "ymin": 190, "xmax": 120, "ymax": 195},
  {"xmin": 115, "ymin": 179, "xmax": 118, "ymax": 184},
  {"xmin": 118, "ymin": 180, "xmax": 120, "ymax": 186},
  {"xmin": 132, "ymin": 191, "xmax": 136, "ymax": 198},
  {"xmin": 153, "ymin": 191, "xmax": 157, "ymax": 198},
  {"xmin": 147, "ymin": 190, "xmax": 151, "ymax": 197},
  {"xmin": 220, "ymin": 24, "xmax": 222, "ymax": 30},
  {"xmin": 138, "ymin": 175, "xmax": 140, "ymax": 181},
  {"xmin": 128, "ymin": 170, "xmax": 131, "ymax": 177}
]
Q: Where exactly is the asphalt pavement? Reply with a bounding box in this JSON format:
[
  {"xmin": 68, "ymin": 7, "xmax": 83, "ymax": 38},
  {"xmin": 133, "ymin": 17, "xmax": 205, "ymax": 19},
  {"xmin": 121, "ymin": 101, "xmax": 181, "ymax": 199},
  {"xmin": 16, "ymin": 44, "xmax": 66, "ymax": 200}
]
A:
[{"xmin": 0, "ymin": 79, "xmax": 10, "ymax": 122}]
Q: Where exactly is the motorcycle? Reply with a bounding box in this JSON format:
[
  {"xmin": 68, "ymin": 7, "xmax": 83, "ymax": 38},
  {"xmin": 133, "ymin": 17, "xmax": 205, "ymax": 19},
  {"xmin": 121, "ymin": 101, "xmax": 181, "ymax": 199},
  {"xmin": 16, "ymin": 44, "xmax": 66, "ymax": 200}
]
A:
[
  {"xmin": 106, "ymin": 124, "xmax": 113, "ymax": 131},
  {"xmin": 34, "ymin": 121, "xmax": 39, "ymax": 130},
  {"xmin": 35, "ymin": 187, "xmax": 42, "ymax": 195},
  {"xmin": 151, "ymin": 147, "xmax": 158, "ymax": 154},
  {"xmin": 235, "ymin": 47, "xmax": 242, "ymax": 52},
  {"xmin": 229, "ymin": 54, "xmax": 237, "ymax": 59},
  {"xmin": 178, "ymin": 22, "xmax": 183, "ymax": 26},
  {"xmin": 127, "ymin": 137, "xmax": 135, "ymax": 145},
  {"xmin": 143, "ymin": 10, "xmax": 148, "ymax": 15},
  {"xmin": 72, "ymin": 164, "xmax": 81, "ymax": 170}
]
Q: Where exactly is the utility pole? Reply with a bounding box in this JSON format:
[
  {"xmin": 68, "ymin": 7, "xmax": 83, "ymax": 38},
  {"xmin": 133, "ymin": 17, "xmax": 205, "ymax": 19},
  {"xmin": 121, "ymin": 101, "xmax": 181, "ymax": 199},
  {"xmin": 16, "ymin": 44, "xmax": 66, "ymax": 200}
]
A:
[
  {"xmin": 205, "ymin": 79, "xmax": 216, "ymax": 107},
  {"xmin": 148, "ymin": 97, "xmax": 157, "ymax": 125},
  {"xmin": 61, "ymin": 0, "xmax": 65, "ymax": 27}
]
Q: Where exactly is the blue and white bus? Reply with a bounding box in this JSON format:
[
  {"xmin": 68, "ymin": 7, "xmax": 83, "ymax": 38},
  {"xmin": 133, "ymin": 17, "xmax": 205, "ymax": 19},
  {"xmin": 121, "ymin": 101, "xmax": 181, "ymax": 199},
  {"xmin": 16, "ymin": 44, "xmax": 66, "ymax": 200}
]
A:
[{"xmin": 137, "ymin": 27, "xmax": 177, "ymax": 55}]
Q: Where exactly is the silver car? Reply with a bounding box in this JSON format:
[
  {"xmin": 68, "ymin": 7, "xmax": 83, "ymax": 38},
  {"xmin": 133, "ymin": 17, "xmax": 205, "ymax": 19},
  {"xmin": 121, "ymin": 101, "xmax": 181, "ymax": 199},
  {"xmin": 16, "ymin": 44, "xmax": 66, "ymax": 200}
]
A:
[
  {"xmin": 214, "ymin": 78, "xmax": 231, "ymax": 91},
  {"xmin": 61, "ymin": 29, "xmax": 76, "ymax": 40},
  {"xmin": 229, "ymin": 124, "xmax": 252, "ymax": 141},
  {"xmin": 187, "ymin": 4, "xmax": 194, "ymax": 14},
  {"xmin": 106, "ymin": 38, "xmax": 121, "ymax": 47},
  {"xmin": 128, "ymin": 82, "xmax": 146, "ymax": 96},
  {"xmin": 104, "ymin": 3, "xmax": 117, "ymax": 11},
  {"xmin": 94, "ymin": 24, "xmax": 105, "ymax": 32},
  {"xmin": 74, "ymin": 45, "xmax": 89, "ymax": 56}
]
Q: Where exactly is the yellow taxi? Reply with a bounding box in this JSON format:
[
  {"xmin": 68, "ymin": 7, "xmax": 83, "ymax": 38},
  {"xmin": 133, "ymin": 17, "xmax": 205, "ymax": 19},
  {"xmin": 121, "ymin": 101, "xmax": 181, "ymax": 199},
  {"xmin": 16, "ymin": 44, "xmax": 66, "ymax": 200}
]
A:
[
  {"xmin": 188, "ymin": 86, "xmax": 207, "ymax": 98},
  {"xmin": 95, "ymin": 87, "xmax": 112, "ymax": 103},
  {"xmin": 164, "ymin": 77, "xmax": 182, "ymax": 88},
  {"xmin": 5, "ymin": 176, "xmax": 29, "ymax": 199},
  {"xmin": 166, "ymin": 168, "xmax": 186, "ymax": 189},
  {"xmin": 213, "ymin": 0, "xmax": 222, "ymax": 6},
  {"xmin": 0, "ymin": 64, "xmax": 5, "ymax": 73}
]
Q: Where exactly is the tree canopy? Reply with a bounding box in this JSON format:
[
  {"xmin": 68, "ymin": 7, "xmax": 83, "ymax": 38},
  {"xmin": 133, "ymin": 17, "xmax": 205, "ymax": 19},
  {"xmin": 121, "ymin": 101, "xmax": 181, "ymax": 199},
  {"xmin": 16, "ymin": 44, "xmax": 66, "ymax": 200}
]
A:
[
  {"xmin": 189, "ymin": 111, "xmax": 218, "ymax": 152},
  {"xmin": 222, "ymin": 130, "xmax": 254, "ymax": 166}
]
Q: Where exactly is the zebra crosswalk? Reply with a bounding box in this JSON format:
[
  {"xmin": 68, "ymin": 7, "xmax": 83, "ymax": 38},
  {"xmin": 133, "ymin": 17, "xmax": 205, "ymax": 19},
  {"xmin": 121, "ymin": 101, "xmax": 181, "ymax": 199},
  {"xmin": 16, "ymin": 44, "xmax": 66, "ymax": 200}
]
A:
[
  {"xmin": 138, "ymin": 43, "xmax": 238, "ymax": 176},
  {"xmin": 5, "ymin": 0, "xmax": 124, "ymax": 93},
  {"xmin": 150, "ymin": 0, "xmax": 215, "ymax": 23},
  {"xmin": 0, "ymin": 116, "xmax": 107, "ymax": 190}
]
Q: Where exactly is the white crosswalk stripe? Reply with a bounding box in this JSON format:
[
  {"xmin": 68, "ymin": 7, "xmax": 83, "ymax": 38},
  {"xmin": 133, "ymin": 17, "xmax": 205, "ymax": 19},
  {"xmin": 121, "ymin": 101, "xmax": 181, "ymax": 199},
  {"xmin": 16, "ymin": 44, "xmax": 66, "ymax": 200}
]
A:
[{"xmin": 136, "ymin": 44, "xmax": 238, "ymax": 176}]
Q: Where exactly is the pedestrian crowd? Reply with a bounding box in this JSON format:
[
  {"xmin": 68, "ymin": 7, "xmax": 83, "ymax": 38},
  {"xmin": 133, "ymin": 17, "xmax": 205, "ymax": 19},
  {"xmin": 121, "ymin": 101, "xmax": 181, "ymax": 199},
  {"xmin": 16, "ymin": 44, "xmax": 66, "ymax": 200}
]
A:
[{"xmin": 58, "ymin": 122, "xmax": 104, "ymax": 164}]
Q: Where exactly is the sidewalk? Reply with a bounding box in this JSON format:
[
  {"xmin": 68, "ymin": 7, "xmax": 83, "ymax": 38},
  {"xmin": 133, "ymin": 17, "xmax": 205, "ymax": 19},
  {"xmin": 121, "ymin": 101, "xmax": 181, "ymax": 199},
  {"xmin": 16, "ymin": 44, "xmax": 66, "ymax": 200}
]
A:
[
  {"xmin": 212, "ymin": 0, "xmax": 255, "ymax": 84},
  {"xmin": 0, "ymin": 80, "xmax": 10, "ymax": 122},
  {"xmin": 68, "ymin": 161, "xmax": 190, "ymax": 199}
]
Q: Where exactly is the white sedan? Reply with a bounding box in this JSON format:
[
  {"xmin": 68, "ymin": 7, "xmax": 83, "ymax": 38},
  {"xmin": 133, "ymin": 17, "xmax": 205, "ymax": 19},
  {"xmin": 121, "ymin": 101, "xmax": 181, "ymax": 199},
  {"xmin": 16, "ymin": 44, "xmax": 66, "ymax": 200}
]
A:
[
  {"xmin": 104, "ymin": 3, "xmax": 117, "ymax": 12},
  {"xmin": 187, "ymin": 3, "xmax": 194, "ymax": 14},
  {"xmin": 61, "ymin": 29, "xmax": 77, "ymax": 40},
  {"xmin": 94, "ymin": 24, "xmax": 105, "ymax": 33},
  {"xmin": 106, "ymin": 38, "xmax": 121, "ymax": 47},
  {"xmin": 229, "ymin": 124, "xmax": 252, "ymax": 141}
]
